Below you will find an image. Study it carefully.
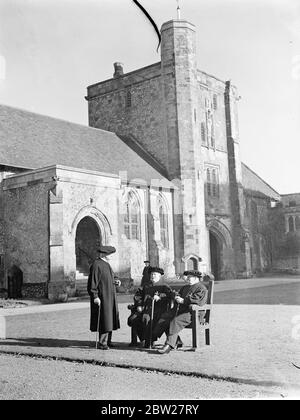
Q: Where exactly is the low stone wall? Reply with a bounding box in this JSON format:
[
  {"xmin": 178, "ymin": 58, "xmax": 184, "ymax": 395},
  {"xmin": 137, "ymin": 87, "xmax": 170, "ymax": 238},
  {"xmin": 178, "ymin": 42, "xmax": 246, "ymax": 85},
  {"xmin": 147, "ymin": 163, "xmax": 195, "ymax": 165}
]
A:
[
  {"xmin": 272, "ymin": 256, "xmax": 300, "ymax": 274},
  {"xmin": 21, "ymin": 283, "xmax": 48, "ymax": 299}
]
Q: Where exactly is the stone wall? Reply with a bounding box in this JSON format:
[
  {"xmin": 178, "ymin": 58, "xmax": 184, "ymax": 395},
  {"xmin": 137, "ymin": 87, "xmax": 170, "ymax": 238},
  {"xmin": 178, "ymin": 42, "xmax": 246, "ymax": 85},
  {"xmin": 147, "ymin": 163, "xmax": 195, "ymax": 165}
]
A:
[
  {"xmin": 85, "ymin": 20, "xmax": 254, "ymax": 279},
  {"xmin": 87, "ymin": 63, "xmax": 168, "ymax": 170},
  {"xmin": 60, "ymin": 167, "xmax": 175, "ymax": 290},
  {"xmin": 2, "ymin": 180, "xmax": 50, "ymax": 296},
  {"xmin": 244, "ymin": 193, "xmax": 273, "ymax": 273},
  {"xmin": 0, "ymin": 166, "xmax": 29, "ymax": 288}
]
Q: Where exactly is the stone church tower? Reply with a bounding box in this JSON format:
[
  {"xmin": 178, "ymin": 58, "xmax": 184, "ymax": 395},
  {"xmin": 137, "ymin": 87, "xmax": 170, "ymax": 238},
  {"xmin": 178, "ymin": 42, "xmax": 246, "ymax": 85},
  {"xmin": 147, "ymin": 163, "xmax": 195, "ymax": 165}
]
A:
[{"xmin": 86, "ymin": 18, "xmax": 252, "ymax": 278}]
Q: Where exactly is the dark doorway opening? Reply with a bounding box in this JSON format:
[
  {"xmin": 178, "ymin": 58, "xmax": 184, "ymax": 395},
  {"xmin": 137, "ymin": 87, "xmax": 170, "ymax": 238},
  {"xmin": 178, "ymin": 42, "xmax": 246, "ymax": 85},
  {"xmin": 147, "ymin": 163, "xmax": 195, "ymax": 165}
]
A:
[
  {"xmin": 187, "ymin": 257, "xmax": 198, "ymax": 271},
  {"xmin": 75, "ymin": 217, "xmax": 101, "ymax": 276},
  {"xmin": 210, "ymin": 231, "xmax": 221, "ymax": 280},
  {"xmin": 7, "ymin": 265, "xmax": 23, "ymax": 299}
]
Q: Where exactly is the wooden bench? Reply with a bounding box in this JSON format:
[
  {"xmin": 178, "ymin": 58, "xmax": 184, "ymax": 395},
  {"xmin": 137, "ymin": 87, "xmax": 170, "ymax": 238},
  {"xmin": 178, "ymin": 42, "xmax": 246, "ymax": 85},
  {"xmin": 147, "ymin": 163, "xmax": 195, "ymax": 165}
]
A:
[
  {"xmin": 186, "ymin": 278, "xmax": 214, "ymax": 350},
  {"xmin": 128, "ymin": 278, "xmax": 214, "ymax": 350}
]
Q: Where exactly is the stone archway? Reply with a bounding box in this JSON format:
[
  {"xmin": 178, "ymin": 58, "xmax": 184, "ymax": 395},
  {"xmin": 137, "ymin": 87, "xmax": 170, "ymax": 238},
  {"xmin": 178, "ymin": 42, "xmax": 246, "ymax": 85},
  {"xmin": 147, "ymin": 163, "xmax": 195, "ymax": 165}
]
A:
[
  {"xmin": 69, "ymin": 206, "xmax": 112, "ymax": 294},
  {"xmin": 209, "ymin": 231, "xmax": 221, "ymax": 280},
  {"xmin": 207, "ymin": 219, "xmax": 233, "ymax": 280},
  {"xmin": 75, "ymin": 216, "xmax": 101, "ymax": 276},
  {"xmin": 182, "ymin": 254, "xmax": 202, "ymax": 271}
]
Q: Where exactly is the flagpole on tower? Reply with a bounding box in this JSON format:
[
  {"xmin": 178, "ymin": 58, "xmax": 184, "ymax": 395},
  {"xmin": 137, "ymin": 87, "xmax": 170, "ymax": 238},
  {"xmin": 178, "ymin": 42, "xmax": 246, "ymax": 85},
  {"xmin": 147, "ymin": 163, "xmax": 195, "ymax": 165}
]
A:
[{"xmin": 176, "ymin": 0, "xmax": 181, "ymax": 20}]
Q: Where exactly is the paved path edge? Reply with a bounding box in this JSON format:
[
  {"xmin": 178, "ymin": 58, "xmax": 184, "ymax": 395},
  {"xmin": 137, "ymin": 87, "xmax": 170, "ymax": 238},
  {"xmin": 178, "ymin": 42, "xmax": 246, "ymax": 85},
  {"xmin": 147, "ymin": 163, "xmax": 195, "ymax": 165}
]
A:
[{"xmin": 0, "ymin": 348, "xmax": 298, "ymax": 391}]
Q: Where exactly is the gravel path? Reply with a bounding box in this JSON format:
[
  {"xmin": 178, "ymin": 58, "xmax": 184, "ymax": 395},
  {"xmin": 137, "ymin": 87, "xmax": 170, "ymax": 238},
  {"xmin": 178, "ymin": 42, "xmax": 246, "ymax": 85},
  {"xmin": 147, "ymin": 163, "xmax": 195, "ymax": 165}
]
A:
[
  {"xmin": 0, "ymin": 354, "xmax": 289, "ymax": 400},
  {"xmin": 2, "ymin": 303, "xmax": 299, "ymax": 388}
]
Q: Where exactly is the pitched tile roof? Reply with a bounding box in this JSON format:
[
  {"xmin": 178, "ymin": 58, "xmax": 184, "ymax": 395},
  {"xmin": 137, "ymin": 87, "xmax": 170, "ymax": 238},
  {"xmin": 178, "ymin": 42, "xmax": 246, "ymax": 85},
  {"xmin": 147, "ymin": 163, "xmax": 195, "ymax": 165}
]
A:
[
  {"xmin": 242, "ymin": 163, "xmax": 280, "ymax": 200},
  {"xmin": 0, "ymin": 104, "xmax": 171, "ymax": 187}
]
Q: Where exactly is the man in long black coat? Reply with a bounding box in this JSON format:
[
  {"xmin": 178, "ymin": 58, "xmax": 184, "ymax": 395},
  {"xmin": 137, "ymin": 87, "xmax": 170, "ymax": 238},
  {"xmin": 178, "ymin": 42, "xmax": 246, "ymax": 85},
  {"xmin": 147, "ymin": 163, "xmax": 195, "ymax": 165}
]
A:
[
  {"xmin": 154, "ymin": 270, "xmax": 208, "ymax": 354},
  {"xmin": 87, "ymin": 245, "xmax": 120, "ymax": 350},
  {"xmin": 128, "ymin": 266, "xmax": 172, "ymax": 348},
  {"xmin": 141, "ymin": 260, "xmax": 151, "ymax": 287}
]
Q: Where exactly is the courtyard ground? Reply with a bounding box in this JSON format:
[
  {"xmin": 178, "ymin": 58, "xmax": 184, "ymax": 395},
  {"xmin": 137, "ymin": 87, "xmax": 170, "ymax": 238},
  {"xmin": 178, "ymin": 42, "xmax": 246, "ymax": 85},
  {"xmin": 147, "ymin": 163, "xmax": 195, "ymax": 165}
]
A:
[
  {"xmin": 0, "ymin": 353, "xmax": 286, "ymax": 400},
  {"xmin": 0, "ymin": 275, "xmax": 299, "ymax": 400}
]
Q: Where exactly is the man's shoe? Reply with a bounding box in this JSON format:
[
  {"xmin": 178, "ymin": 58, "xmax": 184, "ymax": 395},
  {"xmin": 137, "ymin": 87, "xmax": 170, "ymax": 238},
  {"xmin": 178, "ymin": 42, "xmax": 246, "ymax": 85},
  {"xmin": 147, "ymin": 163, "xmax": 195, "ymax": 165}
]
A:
[
  {"xmin": 98, "ymin": 344, "xmax": 109, "ymax": 350},
  {"xmin": 175, "ymin": 337, "xmax": 183, "ymax": 349},
  {"xmin": 158, "ymin": 344, "xmax": 172, "ymax": 354}
]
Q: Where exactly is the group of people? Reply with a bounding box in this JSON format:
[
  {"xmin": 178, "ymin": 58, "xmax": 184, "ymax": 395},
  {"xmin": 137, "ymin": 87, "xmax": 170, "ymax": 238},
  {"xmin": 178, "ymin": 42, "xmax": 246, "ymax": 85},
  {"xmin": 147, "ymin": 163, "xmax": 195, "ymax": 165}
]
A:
[{"xmin": 87, "ymin": 246, "xmax": 208, "ymax": 354}]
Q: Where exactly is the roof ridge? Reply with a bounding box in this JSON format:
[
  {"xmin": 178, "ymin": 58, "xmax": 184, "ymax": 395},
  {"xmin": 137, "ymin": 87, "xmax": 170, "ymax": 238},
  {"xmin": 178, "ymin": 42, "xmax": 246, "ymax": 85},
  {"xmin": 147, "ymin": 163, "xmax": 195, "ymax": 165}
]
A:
[
  {"xmin": 117, "ymin": 134, "xmax": 169, "ymax": 180},
  {"xmin": 242, "ymin": 162, "xmax": 280, "ymax": 196},
  {"xmin": 0, "ymin": 103, "xmax": 115, "ymax": 137}
]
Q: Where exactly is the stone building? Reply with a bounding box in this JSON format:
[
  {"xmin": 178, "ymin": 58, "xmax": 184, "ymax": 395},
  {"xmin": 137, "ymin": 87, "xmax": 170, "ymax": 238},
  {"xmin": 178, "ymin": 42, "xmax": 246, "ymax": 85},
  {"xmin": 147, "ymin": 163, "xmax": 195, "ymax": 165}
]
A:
[{"xmin": 0, "ymin": 18, "xmax": 299, "ymax": 300}]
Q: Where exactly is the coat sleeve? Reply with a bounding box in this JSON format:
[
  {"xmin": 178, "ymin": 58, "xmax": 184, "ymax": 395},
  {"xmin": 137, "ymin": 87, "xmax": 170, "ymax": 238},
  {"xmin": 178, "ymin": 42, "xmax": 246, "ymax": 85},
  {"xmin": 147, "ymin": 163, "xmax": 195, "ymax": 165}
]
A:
[
  {"xmin": 158, "ymin": 285, "xmax": 173, "ymax": 300},
  {"xmin": 133, "ymin": 287, "xmax": 144, "ymax": 307},
  {"xmin": 87, "ymin": 263, "xmax": 102, "ymax": 300},
  {"xmin": 183, "ymin": 285, "xmax": 208, "ymax": 307}
]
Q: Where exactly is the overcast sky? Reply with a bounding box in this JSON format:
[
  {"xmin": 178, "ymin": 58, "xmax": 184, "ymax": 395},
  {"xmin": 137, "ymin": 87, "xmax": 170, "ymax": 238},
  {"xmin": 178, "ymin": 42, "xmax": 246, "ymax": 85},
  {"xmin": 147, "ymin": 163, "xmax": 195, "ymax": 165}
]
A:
[{"xmin": 0, "ymin": 0, "xmax": 299, "ymax": 194}]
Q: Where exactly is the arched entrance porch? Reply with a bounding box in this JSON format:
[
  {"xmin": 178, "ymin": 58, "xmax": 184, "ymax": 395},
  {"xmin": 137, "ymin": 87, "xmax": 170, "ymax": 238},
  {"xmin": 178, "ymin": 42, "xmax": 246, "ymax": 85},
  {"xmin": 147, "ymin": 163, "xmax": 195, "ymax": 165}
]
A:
[
  {"xmin": 70, "ymin": 206, "xmax": 112, "ymax": 296},
  {"xmin": 75, "ymin": 216, "xmax": 102, "ymax": 276},
  {"xmin": 209, "ymin": 231, "xmax": 221, "ymax": 280},
  {"xmin": 207, "ymin": 218, "xmax": 233, "ymax": 280}
]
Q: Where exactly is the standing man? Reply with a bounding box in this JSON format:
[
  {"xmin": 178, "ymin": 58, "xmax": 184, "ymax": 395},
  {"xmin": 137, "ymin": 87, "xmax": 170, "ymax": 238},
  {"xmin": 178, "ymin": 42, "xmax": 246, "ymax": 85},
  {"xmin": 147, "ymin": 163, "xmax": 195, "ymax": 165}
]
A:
[
  {"xmin": 87, "ymin": 245, "xmax": 121, "ymax": 350},
  {"xmin": 141, "ymin": 260, "xmax": 151, "ymax": 287}
]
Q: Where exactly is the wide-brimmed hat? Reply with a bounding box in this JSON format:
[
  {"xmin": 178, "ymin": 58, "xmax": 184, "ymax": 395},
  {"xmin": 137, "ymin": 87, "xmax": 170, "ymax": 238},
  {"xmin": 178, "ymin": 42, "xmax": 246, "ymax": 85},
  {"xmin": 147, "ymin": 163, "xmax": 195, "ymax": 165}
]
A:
[
  {"xmin": 149, "ymin": 266, "xmax": 164, "ymax": 275},
  {"xmin": 183, "ymin": 270, "xmax": 202, "ymax": 279},
  {"xmin": 98, "ymin": 246, "xmax": 116, "ymax": 255}
]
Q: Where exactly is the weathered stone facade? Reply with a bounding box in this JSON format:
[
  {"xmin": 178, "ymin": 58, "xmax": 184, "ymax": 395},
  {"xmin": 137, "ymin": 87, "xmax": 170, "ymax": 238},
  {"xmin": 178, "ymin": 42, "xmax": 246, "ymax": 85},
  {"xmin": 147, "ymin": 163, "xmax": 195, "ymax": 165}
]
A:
[
  {"xmin": 269, "ymin": 194, "xmax": 300, "ymax": 274},
  {"xmin": 0, "ymin": 165, "xmax": 175, "ymax": 300},
  {"xmin": 86, "ymin": 19, "xmax": 252, "ymax": 279},
  {"xmin": 86, "ymin": 18, "xmax": 300, "ymax": 280},
  {"xmin": 0, "ymin": 18, "xmax": 299, "ymax": 301}
]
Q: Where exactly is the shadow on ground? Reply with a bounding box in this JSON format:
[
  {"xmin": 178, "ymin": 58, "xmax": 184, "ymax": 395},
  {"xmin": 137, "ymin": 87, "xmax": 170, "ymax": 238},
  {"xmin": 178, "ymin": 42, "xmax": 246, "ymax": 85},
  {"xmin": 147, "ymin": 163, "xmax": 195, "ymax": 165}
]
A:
[{"xmin": 0, "ymin": 337, "xmax": 157, "ymax": 353}]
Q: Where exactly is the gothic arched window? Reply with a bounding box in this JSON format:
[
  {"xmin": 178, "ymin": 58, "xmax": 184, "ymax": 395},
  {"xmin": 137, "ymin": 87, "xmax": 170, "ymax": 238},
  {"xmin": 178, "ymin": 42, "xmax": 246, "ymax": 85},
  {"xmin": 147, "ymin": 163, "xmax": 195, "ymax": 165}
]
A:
[
  {"xmin": 295, "ymin": 216, "xmax": 300, "ymax": 231},
  {"xmin": 158, "ymin": 196, "xmax": 169, "ymax": 249},
  {"xmin": 124, "ymin": 192, "xmax": 140, "ymax": 240},
  {"xmin": 211, "ymin": 168, "xmax": 218, "ymax": 197},
  {"xmin": 201, "ymin": 122, "xmax": 207, "ymax": 145},
  {"xmin": 207, "ymin": 168, "xmax": 211, "ymax": 196},
  {"xmin": 288, "ymin": 216, "xmax": 295, "ymax": 232},
  {"xmin": 210, "ymin": 120, "xmax": 215, "ymax": 148},
  {"xmin": 206, "ymin": 167, "xmax": 219, "ymax": 198}
]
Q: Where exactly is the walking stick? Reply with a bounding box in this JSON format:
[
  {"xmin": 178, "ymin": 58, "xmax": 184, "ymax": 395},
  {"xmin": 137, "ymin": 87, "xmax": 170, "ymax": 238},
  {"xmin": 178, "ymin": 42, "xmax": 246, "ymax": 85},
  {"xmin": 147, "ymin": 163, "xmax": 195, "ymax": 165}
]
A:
[
  {"xmin": 95, "ymin": 300, "xmax": 101, "ymax": 349},
  {"xmin": 149, "ymin": 297, "xmax": 155, "ymax": 349}
]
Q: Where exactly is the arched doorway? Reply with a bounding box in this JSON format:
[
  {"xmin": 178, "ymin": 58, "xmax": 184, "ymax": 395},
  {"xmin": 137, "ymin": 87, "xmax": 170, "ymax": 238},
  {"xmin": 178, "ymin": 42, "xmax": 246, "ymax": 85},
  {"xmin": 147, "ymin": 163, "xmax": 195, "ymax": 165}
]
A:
[
  {"xmin": 7, "ymin": 265, "xmax": 23, "ymax": 299},
  {"xmin": 75, "ymin": 216, "xmax": 102, "ymax": 276},
  {"xmin": 187, "ymin": 257, "xmax": 198, "ymax": 271},
  {"xmin": 209, "ymin": 231, "xmax": 221, "ymax": 280}
]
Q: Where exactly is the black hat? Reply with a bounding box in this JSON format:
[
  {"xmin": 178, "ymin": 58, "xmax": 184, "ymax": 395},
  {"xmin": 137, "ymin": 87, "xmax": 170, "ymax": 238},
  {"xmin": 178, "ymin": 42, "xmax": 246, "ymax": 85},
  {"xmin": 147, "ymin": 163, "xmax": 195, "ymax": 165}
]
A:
[
  {"xmin": 183, "ymin": 270, "xmax": 202, "ymax": 279},
  {"xmin": 144, "ymin": 260, "xmax": 150, "ymax": 264},
  {"xmin": 98, "ymin": 245, "xmax": 116, "ymax": 255},
  {"xmin": 149, "ymin": 266, "xmax": 164, "ymax": 275}
]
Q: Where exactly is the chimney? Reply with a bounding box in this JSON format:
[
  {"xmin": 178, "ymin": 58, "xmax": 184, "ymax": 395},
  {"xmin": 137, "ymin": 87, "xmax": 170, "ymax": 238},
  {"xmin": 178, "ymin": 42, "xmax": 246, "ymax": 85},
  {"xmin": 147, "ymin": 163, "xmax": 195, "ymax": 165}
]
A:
[{"xmin": 113, "ymin": 62, "xmax": 124, "ymax": 78}]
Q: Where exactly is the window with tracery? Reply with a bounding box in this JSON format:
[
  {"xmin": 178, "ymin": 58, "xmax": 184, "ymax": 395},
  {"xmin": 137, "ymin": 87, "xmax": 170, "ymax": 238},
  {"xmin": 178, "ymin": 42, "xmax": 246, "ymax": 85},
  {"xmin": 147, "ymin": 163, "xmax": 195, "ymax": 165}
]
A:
[
  {"xmin": 288, "ymin": 216, "xmax": 295, "ymax": 232},
  {"xmin": 158, "ymin": 196, "xmax": 169, "ymax": 248},
  {"xmin": 124, "ymin": 192, "xmax": 140, "ymax": 240},
  {"xmin": 206, "ymin": 167, "xmax": 219, "ymax": 198}
]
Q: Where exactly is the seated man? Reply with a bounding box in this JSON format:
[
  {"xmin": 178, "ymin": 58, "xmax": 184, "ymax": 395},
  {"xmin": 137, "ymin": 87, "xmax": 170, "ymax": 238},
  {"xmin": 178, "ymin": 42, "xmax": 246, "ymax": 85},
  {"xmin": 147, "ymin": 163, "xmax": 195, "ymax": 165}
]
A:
[
  {"xmin": 127, "ymin": 266, "xmax": 172, "ymax": 348},
  {"xmin": 152, "ymin": 270, "xmax": 208, "ymax": 354}
]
